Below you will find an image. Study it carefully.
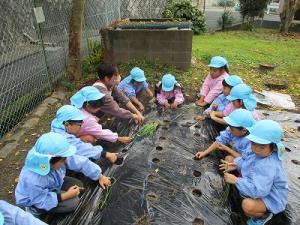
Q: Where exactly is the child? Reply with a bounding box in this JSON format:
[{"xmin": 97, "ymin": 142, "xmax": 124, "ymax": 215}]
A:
[
  {"xmin": 195, "ymin": 75, "xmax": 243, "ymax": 121},
  {"xmin": 70, "ymin": 86, "xmax": 132, "ymax": 144},
  {"xmin": 15, "ymin": 132, "xmax": 111, "ymax": 215},
  {"xmin": 51, "ymin": 105, "xmax": 117, "ymax": 162},
  {"xmin": 196, "ymin": 56, "xmax": 229, "ymax": 107},
  {"xmin": 220, "ymin": 120, "xmax": 288, "ymax": 225},
  {"xmin": 117, "ymin": 67, "xmax": 153, "ymax": 112},
  {"xmin": 0, "ymin": 200, "xmax": 47, "ymax": 224},
  {"xmin": 155, "ymin": 74, "xmax": 184, "ymax": 110},
  {"xmin": 94, "ymin": 63, "xmax": 144, "ymax": 124},
  {"xmin": 195, "ymin": 109, "xmax": 255, "ymax": 162},
  {"xmin": 210, "ymin": 83, "xmax": 259, "ymax": 125}
]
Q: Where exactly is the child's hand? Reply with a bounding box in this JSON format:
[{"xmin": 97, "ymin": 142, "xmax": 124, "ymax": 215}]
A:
[
  {"xmin": 99, "ymin": 175, "xmax": 112, "ymax": 189},
  {"xmin": 133, "ymin": 114, "xmax": 144, "ymax": 124},
  {"xmin": 66, "ymin": 185, "xmax": 80, "ymax": 198},
  {"xmin": 170, "ymin": 102, "xmax": 178, "ymax": 109},
  {"xmin": 211, "ymin": 103, "xmax": 218, "ymax": 111},
  {"xmin": 106, "ymin": 152, "xmax": 118, "ymax": 163},
  {"xmin": 196, "ymin": 100, "xmax": 207, "ymax": 107},
  {"xmin": 117, "ymin": 136, "xmax": 132, "ymax": 144},
  {"xmin": 194, "ymin": 151, "xmax": 206, "ymax": 160},
  {"xmin": 219, "ymin": 159, "xmax": 237, "ymax": 172},
  {"xmin": 217, "ymin": 143, "xmax": 231, "ymax": 152},
  {"xmin": 164, "ymin": 102, "xmax": 171, "ymax": 109},
  {"xmin": 224, "ymin": 173, "xmax": 238, "ymax": 184},
  {"xmin": 194, "ymin": 115, "xmax": 206, "ymax": 122}
]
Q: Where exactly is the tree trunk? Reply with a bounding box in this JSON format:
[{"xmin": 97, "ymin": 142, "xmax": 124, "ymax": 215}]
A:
[
  {"xmin": 68, "ymin": 0, "xmax": 86, "ymax": 81},
  {"xmin": 279, "ymin": 0, "xmax": 297, "ymax": 33}
]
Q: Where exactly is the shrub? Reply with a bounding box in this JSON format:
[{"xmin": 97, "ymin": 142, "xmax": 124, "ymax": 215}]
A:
[{"xmin": 162, "ymin": 0, "xmax": 206, "ymax": 34}]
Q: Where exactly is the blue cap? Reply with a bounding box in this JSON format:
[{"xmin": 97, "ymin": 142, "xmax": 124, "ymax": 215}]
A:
[
  {"xmin": 224, "ymin": 75, "xmax": 243, "ymax": 87},
  {"xmin": 127, "ymin": 67, "xmax": 146, "ymax": 83},
  {"xmin": 226, "ymin": 83, "xmax": 257, "ymax": 111},
  {"xmin": 0, "ymin": 212, "xmax": 4, "ymax": 225},
  {"xmin": 208, "ymin": 56, "xmax": 228, "ymax": 68},
  {"xmin": 246, "ymin": 120, "xmax": 285, "ymax": 160},
  {"xmin": 162, "ymin": 74, "xmax": 177, "ymax": 92},
  {"xmin": 71, "ymin": 86, "xmax": 105, "ymax": 109},
  {"xmin": 25, "ymin": 132, "xmax": 76, "ymax": 175},
  {"xmin": 51, "ymin": 105, "xmax": 85, "ymax": 130},
  {"xmin": 224, "ymin": 109, "xmax": 255, "ymax": 130}
]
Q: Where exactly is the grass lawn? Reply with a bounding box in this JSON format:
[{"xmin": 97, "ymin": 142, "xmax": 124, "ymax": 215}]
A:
[
  {"xmin": 116, "ymin": 29, "xmax": 300, "ymax": 102},
  {"xmin": 192, "ymin": 29, "xmax": 300, "ymax": 95}
]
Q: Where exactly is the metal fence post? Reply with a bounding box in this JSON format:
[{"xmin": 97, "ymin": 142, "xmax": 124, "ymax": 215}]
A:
[{"xmin": 32, "ymin": 0, "xmax": 53, "ymax": 90}]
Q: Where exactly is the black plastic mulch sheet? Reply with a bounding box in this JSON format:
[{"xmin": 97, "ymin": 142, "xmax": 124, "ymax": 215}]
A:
[{"xmin": 49, "ymin": 106, "xmax": 300, "ymax": 225}]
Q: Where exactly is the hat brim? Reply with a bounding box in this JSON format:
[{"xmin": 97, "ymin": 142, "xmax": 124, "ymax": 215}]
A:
[
  {"xmin": 224, "ymin": 117, "xmax": 240, "ymax": 127},
  {"xmin": 226, "ymin": 95, "xmax": 238, "ymax": 101},
  {"xmin": 162, "ymin": 84, "xmax": 174, "ymax": 92},
  {"xmin": 224, "ymin": 117, "xmax": 252, "ymax": 130},
  {"xmin": 208, "ymin": 64, "xmax": 223, "ymax": 68},
  {"xmin": 246, "ymin": 134, "xmax": 271, "ymax": 144},
  {"xmin": 133, "ymin": 77, "xmax": 146, "ymax": 82}
]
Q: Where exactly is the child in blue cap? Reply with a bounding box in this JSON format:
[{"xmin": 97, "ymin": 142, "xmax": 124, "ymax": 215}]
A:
[
  {"xmin": 70, "ymin": 86, "xmax": 132, "ymax": 144},
  {"xmin": 210, "ymin": 83, "xmax": 259, "ymax": 125},
  {"xmin": 220, "ymin": 120, "xmax": 288, "ymax": 225},
  {"xmin": 195, "ymin": 75, "xmax": 243, "ymax": 121},
  {"xmin": 195, "ymin": 109, "xmax": 255, "ymax": 162},
  {"xmin": 155, "ymin": 74, "xmax": 184, "ymax": 110},
  {"xmin": 15, "ymin": 132, "xmax": 111, "ymax": 215},
  {"xmin": 196, "ymin": 56, "xmax": 229, "ymax": 107},
  {"xmin": 117, "ymin": 67, "xmax": 153, "ymax": 112},
  {"xmin": 51, "ymin": 105, "xmax": 118, "ymax": 162},
  {"xmin": 0, "ymin": 200, "xmax": 47, "ymax": 224}
]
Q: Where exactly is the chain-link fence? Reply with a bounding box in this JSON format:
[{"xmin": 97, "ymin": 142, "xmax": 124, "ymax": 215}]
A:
[{"xmin": 0, "ymin": 0, "xmax": 122, "ymax": 137}]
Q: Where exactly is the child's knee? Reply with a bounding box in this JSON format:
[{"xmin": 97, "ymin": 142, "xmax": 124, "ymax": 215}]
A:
[{"xmin": 242, "ymin": 198, "xmax": 256, "ymax": 214}]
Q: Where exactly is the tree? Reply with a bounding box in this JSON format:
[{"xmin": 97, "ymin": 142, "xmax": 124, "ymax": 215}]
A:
[
  {"xmin": 67, "ymin": 0, "xmax": 86, "ymax": 81},
  {"xmin": 279, "ymin": 0, "xmax": 298, "ymax": 33},
  {"xmin": 239, "ymin": 0, "xmax": 269, "ymax": 30}
]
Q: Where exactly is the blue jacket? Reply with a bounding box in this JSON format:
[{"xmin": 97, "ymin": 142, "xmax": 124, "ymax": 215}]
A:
[
  {"xmin": 216, "ymin": 127, "xmax": 252, "ymax": 157},
  {"xmin": 52, "ymin": 127, "xmax": 103, "ymax": 160},
  {"xmin": 234, "ymin": 152, "xmax": 288, "ymax": 214},
  {"xmin": 15, "ymin": 154, "xmax": 101, "ymax": 211},
  {"xmin": 0, "ymin": 200, "xmax": 47, "ymax": 225},
  {"xmin": 117, "ymin": 76, "xmax": 149, "ymax": 98},
  {"xmin": 204, "ymin": 93, "xmax": 231, "ymax": 114}
]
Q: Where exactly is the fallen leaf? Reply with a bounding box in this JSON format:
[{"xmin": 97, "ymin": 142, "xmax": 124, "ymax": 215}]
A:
[
  {"xmin": 24, "ymin": 139, "xmax": 29, "ymax": 143},
  {"xmin": 14, "ymin": 177, "xmax": 19, "ymax": 183}
]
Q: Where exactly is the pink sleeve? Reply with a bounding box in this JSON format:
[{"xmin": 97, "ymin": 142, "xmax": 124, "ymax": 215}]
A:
[
  {"xmin": 156, "ymin": 92, "xmax": 168, "ymax": 105},
  {"xmin": 223, "ymin": 103, "xmax": 235, "ymax": 117},
  {"xmin": 80, "ymin": 115, "xmax": 118, "ymax": 142},
  {"xmin": 203, "ymin": 79, "xmax": 224, "ymax": 103},
  {"xmin": 174, "ymin": 89, "xmax": 184, "ymax": 105},
  {"xmin": 200, "ymin": 75, "xmax": 211, "ymax": 97}
]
